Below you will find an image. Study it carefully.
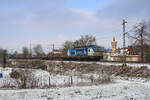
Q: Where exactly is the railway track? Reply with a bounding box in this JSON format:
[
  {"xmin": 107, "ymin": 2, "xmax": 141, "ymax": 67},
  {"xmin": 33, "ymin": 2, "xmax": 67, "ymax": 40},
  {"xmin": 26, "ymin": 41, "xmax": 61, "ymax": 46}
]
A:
[
  {"xmin": 12, "ymin": 57, "xmax": 150, "ymax": 67},
  {"xmin": 13, "ymin": 56, "xmax": 103, "ymax": 61}
]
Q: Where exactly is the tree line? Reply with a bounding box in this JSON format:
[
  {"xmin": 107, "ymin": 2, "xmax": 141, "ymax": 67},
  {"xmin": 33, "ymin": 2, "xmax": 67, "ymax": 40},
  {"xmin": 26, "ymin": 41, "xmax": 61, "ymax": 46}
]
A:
[
  {"xmin": 0, "ymin": 35, "xmax": 98, "ymax": 58},
  {"xmin": 15, "ymin": 44, "xmax": 45, "ymax": 58}
]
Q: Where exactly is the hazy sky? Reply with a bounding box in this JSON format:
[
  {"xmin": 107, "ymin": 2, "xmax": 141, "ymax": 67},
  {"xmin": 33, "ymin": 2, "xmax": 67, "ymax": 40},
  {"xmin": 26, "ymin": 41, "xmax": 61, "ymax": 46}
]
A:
[{"xmin": 0, "ymin": 0, "xmax": 150, "ymax": 52}]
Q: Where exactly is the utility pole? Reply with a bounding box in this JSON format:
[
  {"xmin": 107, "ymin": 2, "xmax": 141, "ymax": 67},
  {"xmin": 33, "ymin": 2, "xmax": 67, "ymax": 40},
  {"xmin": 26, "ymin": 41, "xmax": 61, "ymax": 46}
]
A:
[
  {"xmin": 30, "ymin": 43, "xmax": 32, "ymax": 57},
  {"xmin": 10, "ymin": 49, "xmax": 14, "ymax": 54},
  {"xmin": 47, "ymin": 44, "xmax": 55, "ymax": 53},
  {"xmin": 122, "ymin": 19, "xmax": 127, "ymax": 65},
  {"xmin": 52, "ymin": 44, "xmax": 55, "ymax": 52}
]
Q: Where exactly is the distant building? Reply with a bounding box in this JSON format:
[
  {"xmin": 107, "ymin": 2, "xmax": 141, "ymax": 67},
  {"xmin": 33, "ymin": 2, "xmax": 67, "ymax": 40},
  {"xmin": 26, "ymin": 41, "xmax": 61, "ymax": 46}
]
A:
[
  {"xmin": 111, "ymin": 37, "xmax": 117, "ymax": 53},
  {"xmin": 107, "ymin": 37, "xmax": 141, "ymax": 62},
  {"xmin": 49, "ymin": 49, "xmax": 63, "ymax": 57}
]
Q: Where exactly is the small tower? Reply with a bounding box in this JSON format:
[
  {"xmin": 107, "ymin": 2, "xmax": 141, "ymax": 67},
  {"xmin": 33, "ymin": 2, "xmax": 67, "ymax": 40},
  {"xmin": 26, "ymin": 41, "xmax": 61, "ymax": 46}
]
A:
[{"xmin": 111, "ymin": 37, "xmax": 117, "ymax": 53}]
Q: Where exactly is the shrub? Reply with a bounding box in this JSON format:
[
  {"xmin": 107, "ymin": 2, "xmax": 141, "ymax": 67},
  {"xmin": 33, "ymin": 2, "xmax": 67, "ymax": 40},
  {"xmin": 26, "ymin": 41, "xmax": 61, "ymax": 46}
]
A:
[
  {"xmin": 92, "ymin": 74, "xmax": 112, "ymax": 85},
  {"xmin": 10, "ymin": 69, "xmax": 39, "ymax": 89},
  {"xmin": 10, "ymin": 69, "xmax": 21, "ymax": 79},
  {"xmin": 98, "ymin": 74, "xmax": 111, "ymax": 84}
]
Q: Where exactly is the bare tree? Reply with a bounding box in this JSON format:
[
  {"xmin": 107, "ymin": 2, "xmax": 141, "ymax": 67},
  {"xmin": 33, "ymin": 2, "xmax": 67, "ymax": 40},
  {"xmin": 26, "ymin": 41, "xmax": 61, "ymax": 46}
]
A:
[
  {"xmin": 3, "ymin": 50, "xmax": 7, "ymax": 67},
  {"xmin": 62, "ymin": 35, "xmax": 101, "ymax": 56},
  {"xmin": 13, "ymin": 51, "xmax": 18, "ymax": 58},
  {"xmin": 128, "ymin": 20, "xmax": 150, "ymax": 62},
  {"xmin": 73, "ymin": 35, "xmax": 96, "ymax": 47},
  {"xmin": 0, "ymin": 48, "xmax": 4, "ymax": 59},
  {"xmin": 22, "ymin": 46, "xmax": 29, "ymax": 58},
  {"xmin": 62, "ymin": 41, "xmax": 73, "ymax": 56},
  {"xmin": 33, "ymin": 44, "xmax": 45, "ymax": 57},
  {"xmin": 0, "ymin": 49, "xmax": 8, "ymax": 67}
]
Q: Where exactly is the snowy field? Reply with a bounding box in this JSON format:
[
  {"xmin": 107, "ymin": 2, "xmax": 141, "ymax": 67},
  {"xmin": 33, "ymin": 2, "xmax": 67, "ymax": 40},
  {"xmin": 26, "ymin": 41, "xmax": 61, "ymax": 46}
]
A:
[
  {"xmin": 0, "ymin": 66, "xmax": 150, "ymax": 100},
  {"xmin": 0, "ymin": 79, "xmax": 150, "ymax": 100}
]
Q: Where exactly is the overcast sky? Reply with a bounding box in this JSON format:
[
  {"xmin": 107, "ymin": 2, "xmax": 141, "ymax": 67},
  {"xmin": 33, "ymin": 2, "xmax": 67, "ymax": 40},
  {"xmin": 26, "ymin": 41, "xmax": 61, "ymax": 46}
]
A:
[{"xmin": 0, "ymin": 0, "xmax": 150, "ymax": 52}]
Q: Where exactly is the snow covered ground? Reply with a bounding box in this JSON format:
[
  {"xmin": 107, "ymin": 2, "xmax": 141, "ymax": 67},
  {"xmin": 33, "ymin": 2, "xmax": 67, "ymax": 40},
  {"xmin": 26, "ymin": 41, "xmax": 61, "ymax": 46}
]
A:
[
  {"xmin": 0, "ymin": 79, "xmax": 150, "ymax": 100},
  {"xmin": 0, "ymin": 67, "xmax": 150, "ymax": 100},
  {"xmin": 45, "ymin": 60, "xmax": 150, "ymax": 69},
  {"xmin": 0, "ymin": 67, "xmax": 96, "ymax": 88}
]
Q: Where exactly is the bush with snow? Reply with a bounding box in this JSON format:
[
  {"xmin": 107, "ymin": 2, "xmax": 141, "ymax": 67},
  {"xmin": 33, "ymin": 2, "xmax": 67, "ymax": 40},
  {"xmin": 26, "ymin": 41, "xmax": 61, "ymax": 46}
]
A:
[{"xmin": 10, "ymin": 69, "xmax": 39, "ymax": 89}]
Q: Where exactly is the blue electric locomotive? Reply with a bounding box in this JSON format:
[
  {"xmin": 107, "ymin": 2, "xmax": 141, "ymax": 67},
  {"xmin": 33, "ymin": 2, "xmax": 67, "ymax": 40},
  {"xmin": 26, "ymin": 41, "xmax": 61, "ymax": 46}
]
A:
[{"xmin": 67, "ymin": 45, "xmax": 104, "ymax": 57}]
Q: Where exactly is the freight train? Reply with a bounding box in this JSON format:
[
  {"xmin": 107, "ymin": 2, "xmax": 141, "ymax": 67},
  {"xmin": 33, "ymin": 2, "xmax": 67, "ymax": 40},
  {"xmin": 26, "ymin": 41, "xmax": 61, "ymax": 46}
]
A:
[
  {"xmin": 42, "ymin": 45, "xmax": 104, "ymax": 61},
  {"xmin": 12, "ymin": 45, "xmax": 104, "ymax": 61}
]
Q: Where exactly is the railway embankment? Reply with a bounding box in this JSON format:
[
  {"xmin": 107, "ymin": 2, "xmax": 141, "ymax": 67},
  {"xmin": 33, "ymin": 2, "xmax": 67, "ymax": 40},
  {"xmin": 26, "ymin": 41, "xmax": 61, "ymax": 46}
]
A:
[
  {"xmin": 42, "ymin": 61, "xmax": 150, "ymax": 79},
  {"xmin": 9, "ymin": 59, "xmax": 150, "ymax": 79}
]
